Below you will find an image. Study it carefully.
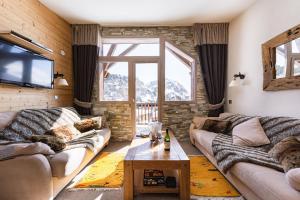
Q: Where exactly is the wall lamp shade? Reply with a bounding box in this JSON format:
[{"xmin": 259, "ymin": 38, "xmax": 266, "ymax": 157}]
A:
[
  {"xmin": 229, "ymin": 72, "xmax": 246, "ymax": 87},
  {"xmin": 53, "ymin": 72, "xmax": 68, "ymax": 86},
  {"xmin": 56, "ymin": 78, "xmax": 68, "ymax": 86}
]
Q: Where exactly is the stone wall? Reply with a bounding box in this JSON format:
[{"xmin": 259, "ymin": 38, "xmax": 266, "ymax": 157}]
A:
[{"xmin": 93, "ymin": 26, "xmax": 208, "ymax": 141}]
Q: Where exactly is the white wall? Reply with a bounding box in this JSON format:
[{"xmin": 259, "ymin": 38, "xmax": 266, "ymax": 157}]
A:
[{"xmin": 226, "ymin": 0, "xmax": 300, "ymax": 118}]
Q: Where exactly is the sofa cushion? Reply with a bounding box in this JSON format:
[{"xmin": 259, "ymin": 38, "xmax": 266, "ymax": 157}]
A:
[
  {"xmin": 192, "ymin": 116, "xmax": 219, "ymax": 129},
  {"xmin": 202, "ymin": 119, "xmax": 231, "ymax": 134},
  {"xmin": 193, "ymin": 129, "xmax": 217, "ymax": 156},
  {"xmin": 31, "ymin": 135, "xmax": 66, "ymax": 152},
  {"xmin": 46, "ymin": 124, "xmax": 81, "ymax": 142},
  {"xmin": 48, "ymin": 128, "xmax": 111, "ymax": 177},
  {"xmin": 286, "ymin": 168, "xmax": 300, "ymax": 191},
  {"xmin": 230, "ymin": 162, "xmax": 300, "ymax": 200},
  {"xmin": 0, "ymin": 112, "xmax": 17, "ymax": 131},
  {"xmin": 232, "ymin": 117, "xmax": 270, "ymax": 147},
  {"xmin": 48, "ymin": 147, "xmax": 87, "ymax": 177},
  {"xmin": 268, "ymin": 136, "xmax": 300, "ymax": 172},
  {"xmin": 74, "ymin": 117, "xmax": 102, "ymax": 133}
]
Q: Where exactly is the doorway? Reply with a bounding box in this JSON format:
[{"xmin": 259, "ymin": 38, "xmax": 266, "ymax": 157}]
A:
[{"xmin": 133, "ymin": 62, "xmax": 160, "ymax": 135}]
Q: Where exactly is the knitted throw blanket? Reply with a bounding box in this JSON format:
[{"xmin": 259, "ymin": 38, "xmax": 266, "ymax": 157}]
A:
[
  {"xmin": 212, "ymin": 113, "xmax": 300, "ymax": 173},
  {"xmin": 0, "ymin": 107, "xmax": 81, "ymax": 141},
  {"xmin": 212, "ymin": 134, "xmax": 283, "ymax": 173}
]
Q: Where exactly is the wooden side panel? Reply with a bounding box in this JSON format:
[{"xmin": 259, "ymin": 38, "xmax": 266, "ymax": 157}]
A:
[{"xmin": 0, "ymin": 0, "xmax": 73, "ymax": 111}]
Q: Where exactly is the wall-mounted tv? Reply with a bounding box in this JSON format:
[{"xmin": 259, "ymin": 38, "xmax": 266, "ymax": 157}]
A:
[{"xmin": 0, "ymin": 39, "xmax": 54, "ymax": 89}]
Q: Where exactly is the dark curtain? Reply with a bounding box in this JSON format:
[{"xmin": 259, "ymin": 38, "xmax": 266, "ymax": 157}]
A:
[
  {"xmin": 197, "ymin": 44, "xmax": 227, "ymax": 117},
  {"xmin": 73, "ymin": 45, "xmax": 99, "ymax": 115}
]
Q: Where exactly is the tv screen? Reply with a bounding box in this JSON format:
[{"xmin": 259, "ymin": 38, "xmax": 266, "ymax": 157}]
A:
[{"xmin": 0, "ymin": 39, "xmax": 54, "ymax": 89}]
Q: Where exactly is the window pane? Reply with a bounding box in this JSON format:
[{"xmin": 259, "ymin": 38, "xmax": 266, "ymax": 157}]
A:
[
  {"xmin": 102, "ymin": 62, "xmax": 128, "ymax": 101},
  {"xmin": 126, "ymin": 44, "xmax": 159, "ymax": 56},
  {"xmin": 292, "ymin": 38, "xmax": 300, "ymax": 53},
  {"xmin": 165, "ymin": 49, "xmax": 192, "ymax": 101},
  {"xmin": 135, "ymin": 63, "xmax": 158, "ymax": 103},
  {"xmin": 102, "ymin": 43, "xmax": 159, "ymax": 56},
  {"xmin": 112, "ymin": 44, "xmax": 132, "ymax": 56},
  {"xmin": 275, "ymin": 44, "xmax": 287, "ymax": 78},
  {"xmin": 293, "ymin": 59, "xmax": 300, "ymax": 76},
  {"xmin": 102, "ymin": 44, "xmax": 111, "ymax": 56}
]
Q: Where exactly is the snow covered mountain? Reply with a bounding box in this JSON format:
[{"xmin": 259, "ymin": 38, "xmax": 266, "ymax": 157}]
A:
[{"xmin": 104, "ymin": 74, "xmax": 190, "ymax": 102}]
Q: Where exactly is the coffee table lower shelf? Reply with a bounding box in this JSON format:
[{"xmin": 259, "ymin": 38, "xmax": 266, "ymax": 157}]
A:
[{"xmin": 135, "ymin": 169, "xmax": 179, "ymax": 194}]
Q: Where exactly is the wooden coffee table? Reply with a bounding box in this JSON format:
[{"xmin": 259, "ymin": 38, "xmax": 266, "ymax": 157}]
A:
[{"xmin": 124, "ymin": 131, "xmax": 190, "ymax": 200}]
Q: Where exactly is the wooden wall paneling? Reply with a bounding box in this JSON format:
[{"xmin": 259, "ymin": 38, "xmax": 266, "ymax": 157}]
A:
[{"xmin": 0, "ymin": 0, "xmax": 73, "ymax": 112}]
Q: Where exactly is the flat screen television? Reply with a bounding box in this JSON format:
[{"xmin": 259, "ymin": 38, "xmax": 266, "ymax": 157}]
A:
[{"xmin": 0, "ymin": 39, "xmax": 54, "ymax": 89}]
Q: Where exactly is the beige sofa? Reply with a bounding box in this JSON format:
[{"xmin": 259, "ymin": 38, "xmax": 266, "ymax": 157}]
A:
[
  {"xmin": 189, "ymin": 115, "xmax": 300, "ymax": 200},
  {"xmin": 0, "ymin": 110, "xmax": 111, "ymax": 200}
]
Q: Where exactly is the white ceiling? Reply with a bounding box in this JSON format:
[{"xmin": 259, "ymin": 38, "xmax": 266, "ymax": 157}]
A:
[{"xmin": 39, "ymin": 0, "xmax": 257, "ymax": 26}]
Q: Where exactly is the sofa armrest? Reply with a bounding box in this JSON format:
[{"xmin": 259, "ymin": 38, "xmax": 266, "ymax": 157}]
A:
[
  {"xmin": 189, "ymin": 122, "xmax": 197, "ymax": 145},
  {"xmin": 0, "ymin": 154, "xmax": 53, "ymax": 200}
]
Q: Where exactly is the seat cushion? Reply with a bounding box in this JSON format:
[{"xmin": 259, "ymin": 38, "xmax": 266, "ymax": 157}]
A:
[
  {"xmin": 48, "ymin": 128, "xmax": 111, "ymax": 178},
  {"xmin": 193, "ymin": 129, "xmax": 217, "ymax": 156},
  {"xmin": 230, "ymin": 162, "xmax": 300, "ymax": 200},
  {"xmin": 48, "ymin": 147, "xmax": 87, "ymax": 177}
]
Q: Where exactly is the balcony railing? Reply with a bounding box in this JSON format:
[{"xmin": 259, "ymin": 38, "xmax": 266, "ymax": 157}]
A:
[{"xmin": 136, "ymin": 102, "xmax": 158, "ymax": 125}]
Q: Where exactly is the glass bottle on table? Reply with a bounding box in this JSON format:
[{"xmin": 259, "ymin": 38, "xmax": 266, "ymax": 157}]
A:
[{"xmin": 164, "ymin": 128, "xmax": 170, "ymax": 151}]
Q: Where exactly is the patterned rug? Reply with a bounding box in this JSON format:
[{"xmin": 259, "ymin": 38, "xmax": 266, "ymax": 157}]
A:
[
  {"xmin": 189, "ymin": 155, "xmax": 240, "ymax": 197},
  {"xmin": 71, "ymin": 152, "xmax": 239, "ymax": 198},
  {"xmin": 73, "ymin": 152, "xmax": 125, "ymax": 188}
]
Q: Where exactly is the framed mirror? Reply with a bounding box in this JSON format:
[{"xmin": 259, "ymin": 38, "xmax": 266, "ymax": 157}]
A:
[{"xmin": 262, "ymin": 24, "xmax": 300, "ymax": 91}]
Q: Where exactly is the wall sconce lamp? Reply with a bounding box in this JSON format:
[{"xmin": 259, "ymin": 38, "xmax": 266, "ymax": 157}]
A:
[
  {"xmin": 229, "ymin": 72, "xmax": 246, "ymax": 87},
  {"xmin": 53, "ymin": 72, "xmax": 68, "ymax": 86}
]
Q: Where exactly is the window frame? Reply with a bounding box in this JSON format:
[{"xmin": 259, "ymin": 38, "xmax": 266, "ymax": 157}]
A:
[{"xmin": 98, "ymin": 37, "xmax": 196, "ymax": 104}]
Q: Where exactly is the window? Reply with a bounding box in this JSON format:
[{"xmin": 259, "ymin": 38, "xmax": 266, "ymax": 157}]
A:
[
  {"xmin": 100, "ymin": 62, "xmax": 128, "ymax": 101},
  {"xmin": 99, "ymin": 38, "xmax": 195, "ymax": 103},
  {"xmin": 165, "ymin": 42, "xmax": 194, "ymax": 101}
]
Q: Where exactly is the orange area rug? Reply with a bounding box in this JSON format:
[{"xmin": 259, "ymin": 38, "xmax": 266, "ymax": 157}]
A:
[
  {"xmin": 73, "ymin": 152, "xmax": 240, "ymax": 197},
  {"xmin": 74, "ymin": 152, "xmax": 125, "ymax": 188},
  {"xmin": 189, "ymin": 155, "xmax": 240, "ymax": 197}
]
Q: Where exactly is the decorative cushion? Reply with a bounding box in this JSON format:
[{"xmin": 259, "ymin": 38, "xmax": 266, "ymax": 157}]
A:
[
  {"xmin": 232, "ymin": 117, "xmax": 270, "ymax": 147},
  {"xmin": 30, "ymin": 135, "xmax": 66, "ymax": 152},
  {"xmin": 192, "ymin": 116, "xmax": 219, "ymax": 129},
  {"xmin": 286, "ymin": 168, "xmax": 300, "ymax": 191},
  {"xmin": 74, "ymin": 117, "xmax": 102, "ymax": 133},
  {"xmin": 268, "ymin": 136, "xmax": 300, "ymax": 172},
  {"xmin": 46, "ymin": 125, "xmax": 81, "ymax": 142},
  {"xmin": 202, "ymin": 119, "xmax": 231, "ymax": 134}
]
